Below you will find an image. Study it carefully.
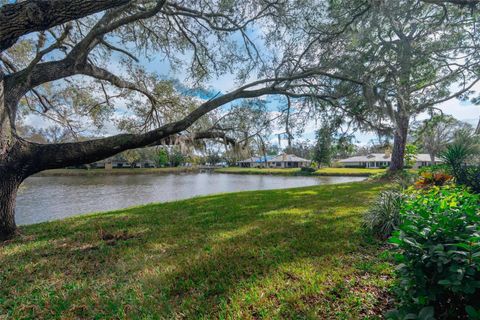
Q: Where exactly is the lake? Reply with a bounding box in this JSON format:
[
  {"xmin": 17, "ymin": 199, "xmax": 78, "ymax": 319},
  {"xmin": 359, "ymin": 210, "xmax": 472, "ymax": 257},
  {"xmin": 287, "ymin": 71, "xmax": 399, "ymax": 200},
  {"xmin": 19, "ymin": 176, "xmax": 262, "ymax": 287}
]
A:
[{"xmin": 16, "ymin": 173, "xmax": 365, "ymax": 225}]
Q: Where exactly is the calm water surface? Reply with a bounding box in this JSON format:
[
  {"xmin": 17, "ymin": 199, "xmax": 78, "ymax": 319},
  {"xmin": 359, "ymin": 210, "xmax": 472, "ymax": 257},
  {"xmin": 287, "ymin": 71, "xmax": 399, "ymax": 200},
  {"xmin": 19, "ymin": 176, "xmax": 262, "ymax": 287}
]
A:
[{"xmin": 16, "ymin": 173, "xmax": 364, "ymax": 225}]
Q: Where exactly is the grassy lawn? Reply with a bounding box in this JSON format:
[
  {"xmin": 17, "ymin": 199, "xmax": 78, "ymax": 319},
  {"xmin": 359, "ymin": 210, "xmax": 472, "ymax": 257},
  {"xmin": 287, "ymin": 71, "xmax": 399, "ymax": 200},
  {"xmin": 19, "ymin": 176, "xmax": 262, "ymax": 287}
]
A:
[
  {"xmin": 35, "ymin": 167, "xmax": 199, "ymax": 176},
  {"xmin": 314, "ymin": 168, "xmax": 386, "ymax": 176},
  {"xmin": 0, "ymin": 181, "xmax": 393, "ymax": 319},
  {"xmin": 216, "ymin": 167, "xmax": 386, "ymax": 177}
]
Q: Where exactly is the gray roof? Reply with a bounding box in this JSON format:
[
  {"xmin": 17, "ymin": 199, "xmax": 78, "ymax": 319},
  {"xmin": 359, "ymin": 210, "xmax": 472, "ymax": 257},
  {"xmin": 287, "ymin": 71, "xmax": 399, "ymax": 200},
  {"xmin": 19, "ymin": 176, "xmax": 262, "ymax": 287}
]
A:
[{"xmin": 338, "ymin": 153, "xmax": 441, "ymax": 163}]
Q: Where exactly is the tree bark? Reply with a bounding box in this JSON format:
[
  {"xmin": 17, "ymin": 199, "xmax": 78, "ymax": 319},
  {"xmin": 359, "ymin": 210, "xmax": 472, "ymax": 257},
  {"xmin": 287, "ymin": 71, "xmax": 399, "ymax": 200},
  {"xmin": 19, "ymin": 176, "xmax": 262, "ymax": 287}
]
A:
[
  {"xmin": 0, "ymin": 0, "xmax": 132, "ymax": 51},
  {"xmin": 0, "ymin": 73, "xmax": 19, "ymax": 240},
  {"xmin": 0, "ymin": 174, "xmax": 21, "ymax": 241},
  {"xmin": 389, "ymin": 116, "xmax": 409, "ymax": 172}
]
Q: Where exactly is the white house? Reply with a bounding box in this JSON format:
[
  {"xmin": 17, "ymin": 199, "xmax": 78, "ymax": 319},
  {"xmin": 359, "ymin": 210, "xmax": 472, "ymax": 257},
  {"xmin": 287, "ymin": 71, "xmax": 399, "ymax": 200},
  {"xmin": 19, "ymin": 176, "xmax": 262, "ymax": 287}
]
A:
[
  {"xmin": 338, "ymin": 153, "xmax": 442, "ymax": 169},
  {"xmin": 238, "ymin": 154, "xmax": 311, "ymax": 168}
]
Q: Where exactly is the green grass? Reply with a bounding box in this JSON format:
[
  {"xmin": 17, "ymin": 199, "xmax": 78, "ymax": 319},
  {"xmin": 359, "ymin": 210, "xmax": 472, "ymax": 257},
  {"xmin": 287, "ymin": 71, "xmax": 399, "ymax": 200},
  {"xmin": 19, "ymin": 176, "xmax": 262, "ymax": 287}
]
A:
[
  {"xmin": 0, "ymin": 181, "xmax": 393, "ymax": 319},
  {"xmin": 314, "ymin": 168, "xmax": 386, "ymax": 176},
  {"xmin": 35, "ymin": 167, "xmax": 199, "ymax": 176},
  {"xmin": 216, "ymin": 167, "xmax": 386, "ymax": 177}
]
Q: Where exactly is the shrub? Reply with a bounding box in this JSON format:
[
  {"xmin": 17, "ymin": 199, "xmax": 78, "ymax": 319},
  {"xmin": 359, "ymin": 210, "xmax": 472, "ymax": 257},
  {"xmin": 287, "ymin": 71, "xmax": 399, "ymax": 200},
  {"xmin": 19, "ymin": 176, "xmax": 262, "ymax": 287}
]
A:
[
  {"xmin": 389, "ymin": 186, "xmax": 480, "ymax": 318},
  {"xmin": 453, "ymin": 165, "xmax": 480, "ymax": 194},
  {"xmin": 300, "ymin": 166, "xmax": 316, "ymax": 173},
  {"xmin": 413, "ymin": 172, "xmax": 453, "ymax": 189},
  {"xmin": 363, "ymin": 190, "xmax": 404, "ymax": 239}
]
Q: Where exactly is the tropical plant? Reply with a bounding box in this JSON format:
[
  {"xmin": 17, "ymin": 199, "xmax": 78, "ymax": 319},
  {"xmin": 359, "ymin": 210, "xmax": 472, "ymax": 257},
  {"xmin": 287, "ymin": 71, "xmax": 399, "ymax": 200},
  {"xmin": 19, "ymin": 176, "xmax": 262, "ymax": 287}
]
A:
[
  {"xmin": 363, "ymin": 190, "xmax": 404, "ymax": 239},
  {"xmin": 414, "ymin": 172, "xmax": 454, "ymax": 189},
  {"xmin": 389, "ymin": 186, "xmax": 480, "ymax": 318},
  {"xmin": 440, "ymin": 130, "xmax": 479, "ymax": 170}
]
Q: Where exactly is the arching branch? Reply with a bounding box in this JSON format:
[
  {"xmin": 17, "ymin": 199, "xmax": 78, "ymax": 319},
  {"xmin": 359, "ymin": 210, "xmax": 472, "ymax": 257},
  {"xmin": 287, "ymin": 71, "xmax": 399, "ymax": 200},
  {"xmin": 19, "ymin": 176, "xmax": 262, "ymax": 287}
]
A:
[{"xmin": 0, "ymin": 0, "xmax": 132, "ymax": 51}]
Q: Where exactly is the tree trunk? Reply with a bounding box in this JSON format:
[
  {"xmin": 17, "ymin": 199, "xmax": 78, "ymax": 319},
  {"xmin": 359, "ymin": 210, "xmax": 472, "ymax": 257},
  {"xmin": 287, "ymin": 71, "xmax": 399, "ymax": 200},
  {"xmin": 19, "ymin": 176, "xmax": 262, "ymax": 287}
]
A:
[
  {"xmin": 0, "ymin": 70, "xmax": 22, "ymax": 240},
  {"xmin": 389, "ymin": 116, "xmax": 409, "ymax": 172},
  {"xmin": 0, "ymin": 175, "xmax": 21, "ymax": 240}
]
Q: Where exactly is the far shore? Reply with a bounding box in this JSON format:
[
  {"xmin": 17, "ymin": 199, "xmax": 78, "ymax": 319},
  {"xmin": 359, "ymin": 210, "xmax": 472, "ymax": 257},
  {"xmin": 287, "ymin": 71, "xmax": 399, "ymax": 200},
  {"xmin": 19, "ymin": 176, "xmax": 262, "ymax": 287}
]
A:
[
  {"xmin": 215, "ymin": 167, "xmax": 386, "ymax": 177},
  {"xmin": 34, "ymin": 166, "xmax": 386, "ymax": 177},
  {"xmin": 34, "ymin": 167, "xmax": 201, "ymax": 177}
]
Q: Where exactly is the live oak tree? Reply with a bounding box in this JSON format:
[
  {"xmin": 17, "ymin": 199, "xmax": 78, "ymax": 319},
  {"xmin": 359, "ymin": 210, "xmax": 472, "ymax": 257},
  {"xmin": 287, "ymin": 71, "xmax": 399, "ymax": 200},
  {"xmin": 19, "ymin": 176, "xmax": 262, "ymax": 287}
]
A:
[
  {"xmin": 1, "ymin": 0, "xmax": 360, "ymax": 240},
  {"xmin": 319, "ymin": 0, "xmax": 480, "ymax": 171}
]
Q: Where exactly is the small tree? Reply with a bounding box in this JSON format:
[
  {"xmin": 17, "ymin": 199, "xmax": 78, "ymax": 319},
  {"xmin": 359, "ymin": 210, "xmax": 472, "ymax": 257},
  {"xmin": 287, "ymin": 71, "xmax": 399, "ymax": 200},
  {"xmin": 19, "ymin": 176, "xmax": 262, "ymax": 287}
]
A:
[
  {"xmin": 404, "ymin": 144, "xmax": 419, "ymax": 168},
  {"xmin": 122, "ymin": 149, "xmax": 142, "ymax": 168},
  {"xmin": 156, "ymin": 149, "xmax": 169, "ymax": 167},
  {"xmin": 313, "ymin": 124, "xmax": 334, "ymax": 167},
  {"xmin": 169, "ymin": 149, "xmax": 185, "ymax": 167}
]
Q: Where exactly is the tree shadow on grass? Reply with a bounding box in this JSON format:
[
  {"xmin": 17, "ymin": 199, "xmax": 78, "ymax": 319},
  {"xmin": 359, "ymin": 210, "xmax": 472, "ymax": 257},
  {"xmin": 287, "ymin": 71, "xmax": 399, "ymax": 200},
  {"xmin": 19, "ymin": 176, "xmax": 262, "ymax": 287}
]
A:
[{"xmin": 0, "ymin": 182, "xmax": 388, "ymax": 318}]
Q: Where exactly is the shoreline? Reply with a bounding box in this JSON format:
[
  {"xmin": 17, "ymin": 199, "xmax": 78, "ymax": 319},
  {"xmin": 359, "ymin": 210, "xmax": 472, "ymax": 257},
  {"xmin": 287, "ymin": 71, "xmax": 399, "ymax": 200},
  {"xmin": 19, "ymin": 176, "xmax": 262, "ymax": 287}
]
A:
[
  {"xmin": 34, "ymin": 167, "xmax": 201, "ymax": 177},
  {"xmin": 214, "ymin": 167, "xmax": 385, "ymax": 177},
  {"xmin": 34, "ymin": 167, "xmax": 385, "ymax": 177}
]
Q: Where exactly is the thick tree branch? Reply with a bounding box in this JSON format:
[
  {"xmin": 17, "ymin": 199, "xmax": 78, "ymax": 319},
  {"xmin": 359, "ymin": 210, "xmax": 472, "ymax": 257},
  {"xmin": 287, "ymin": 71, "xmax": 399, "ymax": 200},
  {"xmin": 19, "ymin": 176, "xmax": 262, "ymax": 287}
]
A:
[
  {"xmin": 421, "ymin": 0, "xmax": 479, "ymax": 6},
  {"xmin": 27, "ymin": 72, "xmax": 339, "ymax": 173},
  {"xmin": 0, "ymin": 0, "xmax": 132, "ymax": 52}
]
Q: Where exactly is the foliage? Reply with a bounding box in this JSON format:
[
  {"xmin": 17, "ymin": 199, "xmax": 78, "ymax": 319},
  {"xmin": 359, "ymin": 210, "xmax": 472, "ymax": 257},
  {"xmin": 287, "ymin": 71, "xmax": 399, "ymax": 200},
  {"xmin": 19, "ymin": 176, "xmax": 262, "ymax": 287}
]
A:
[
  {"xmin": 412, "ymin": 114, "xmax": 465, "ymax": 164},
  {"xmin": 440, "ymin": 143, "xmax": 476, "ymax": 171},
  {"xmin": 414, "ymin": 172, "xmax": 454, "ymax": 189},
  {"xmin": 283, "ymin": 141, "xmax": 314, "ymax": 160},
  {"xmin": 404, "ymin": 144, "xmax": 419, "ymax": 168},
  {"xmin": 318, "ymin": 0, "xmax": 479, "ymax": 170},
  {"xmin": 389, "ymin": 186, "xmax": 480, "ymax": 318},
  {"xmin": 156, "ymin": 149, "xmax": 169, "ymax": 167},
  {"xmin": 169, "ymin": 149, "xmax": 185, "ymax": 167},
  {"xmin": 455, "ymin": 165, "xmax": 480, "ymax": 194},
  {"xmin": 300, "ymin": 166, "xmax": 316, "ymax": 173},
  {"xmin": 1, "ymin": 182, "xmax": 393, "ymax": 318},
  {"xmin": 440, "ymin": 131, "xmax": 480, "ymax": 193},
  {"xmin": 122, "ymin": 149, "xmax": 142, "ymax": 167},
  {"xmin": 417, "ymin": 164, "xmax": 451, "ymax": 175},
  {"xmin": 363, "ymin": 190, "xmax": 404, "ymax": 239},
  {"xmin": 440, "ymin": 130, "xmax": 479, "ymax": 170},
  {"xmin": 313, "ymin": 123, "xmax": 334, "ymax": 166},
  {"xmin": 205, "ymin": 152, "xmax": 223, "ymax": 165}
]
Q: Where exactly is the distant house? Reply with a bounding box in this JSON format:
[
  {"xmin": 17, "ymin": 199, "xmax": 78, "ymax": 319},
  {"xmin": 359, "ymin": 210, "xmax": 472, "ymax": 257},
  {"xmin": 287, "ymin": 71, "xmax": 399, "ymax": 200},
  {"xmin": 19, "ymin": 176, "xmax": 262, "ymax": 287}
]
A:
[
  {"xmin": 238, "ymin": 154, "xmax": 311, "ymax": 168},
  {"xmin": 237, "ymin": 156, "xmax": 274, "ymax": 168},
  {"xmin": 91, "ymin": 159, "xmax": 157, "ymax": 169},
  {"xmin": 338, "ymin": 153, "xmax": 442, "ymax": 169}
]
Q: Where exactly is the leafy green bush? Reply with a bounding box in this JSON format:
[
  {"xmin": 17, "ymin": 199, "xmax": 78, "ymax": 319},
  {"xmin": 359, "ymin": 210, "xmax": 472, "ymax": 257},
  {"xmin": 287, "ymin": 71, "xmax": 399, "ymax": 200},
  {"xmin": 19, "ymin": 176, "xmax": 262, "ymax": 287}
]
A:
[
  {"xmin": 300, "ymin": 166, "xmax": 316, "ymax": 173},
  {"xmin": 363, "ymin": 190, "xmax": 404, "ymax": 239},
  {"xmin": 455, "ymin": 165, "xmax": 480, "ymax": 194},
  {"xmin": 389, "ymin": 186, "xmax": 480, "ymax": 318}
]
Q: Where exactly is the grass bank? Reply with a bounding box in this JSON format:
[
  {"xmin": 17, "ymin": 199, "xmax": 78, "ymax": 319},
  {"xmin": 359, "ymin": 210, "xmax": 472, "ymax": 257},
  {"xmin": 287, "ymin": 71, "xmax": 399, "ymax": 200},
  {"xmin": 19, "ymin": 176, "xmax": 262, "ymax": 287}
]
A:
[
  {"xmin": 35, "ymin": 167, "xmax": 199, "ymax": 177},
  {"xmin": 215, "ymin": 167, "xmax": 386, "ymax": 177},
  {"xmin": 1, "ymin": 181, "xmax": 393, "ymax": 319}
]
